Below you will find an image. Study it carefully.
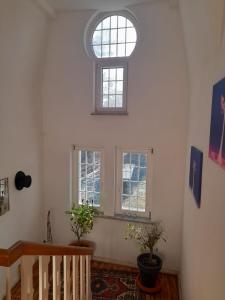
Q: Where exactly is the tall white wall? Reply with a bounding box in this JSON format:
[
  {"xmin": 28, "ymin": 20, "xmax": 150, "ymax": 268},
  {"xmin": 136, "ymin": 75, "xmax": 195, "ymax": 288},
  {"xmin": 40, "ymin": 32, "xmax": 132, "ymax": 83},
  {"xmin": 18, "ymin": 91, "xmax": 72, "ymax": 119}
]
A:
[
  {"xmin": 0, "ymin": 0, "xmax": 49, "ymax": 296},
  {"xmin": 179, "ymin": 0, "xmax": 225, "ymax": 299},
  {"xmin": 42, "ymin": 1, "xmax": 189, "ymax": 271}
]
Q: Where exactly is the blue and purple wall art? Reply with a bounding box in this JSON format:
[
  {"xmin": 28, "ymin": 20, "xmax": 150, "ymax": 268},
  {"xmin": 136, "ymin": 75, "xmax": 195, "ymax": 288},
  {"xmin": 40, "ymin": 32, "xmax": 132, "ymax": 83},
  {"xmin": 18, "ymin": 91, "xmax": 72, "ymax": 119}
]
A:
[
  {"xmin": 189, "ymin": 146, "xmax": 203, "ymax": 208},
  {"xmin": 209, "ymin": 77, "xmax": 225, "ymax": 170}
]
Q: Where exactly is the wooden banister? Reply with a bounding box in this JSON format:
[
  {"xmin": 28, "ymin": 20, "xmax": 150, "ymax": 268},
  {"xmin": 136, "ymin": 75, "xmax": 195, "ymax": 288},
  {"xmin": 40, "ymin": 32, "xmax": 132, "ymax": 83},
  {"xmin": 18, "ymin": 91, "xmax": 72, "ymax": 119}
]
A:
[{"xmin": 0, "ymin": 240, "xmax": 93, "ymax": 267}]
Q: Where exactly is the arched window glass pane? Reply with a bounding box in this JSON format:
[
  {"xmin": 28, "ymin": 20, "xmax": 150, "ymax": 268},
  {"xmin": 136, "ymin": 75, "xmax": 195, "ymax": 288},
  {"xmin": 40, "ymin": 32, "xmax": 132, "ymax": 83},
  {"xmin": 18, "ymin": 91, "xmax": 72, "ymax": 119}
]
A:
[{"xmin": 92, "ymin": 15, "xmax": 137, "ymax": 58}]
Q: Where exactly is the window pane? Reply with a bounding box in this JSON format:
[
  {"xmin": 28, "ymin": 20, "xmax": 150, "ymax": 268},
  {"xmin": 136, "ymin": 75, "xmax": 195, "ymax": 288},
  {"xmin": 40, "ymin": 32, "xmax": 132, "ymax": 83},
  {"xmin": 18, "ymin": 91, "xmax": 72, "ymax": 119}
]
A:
[
  {"xmin": 109, "ymin": 81, "xmax": 116, "ymax": 94},
  {"xmin": 102, "ymin": 45, "xmax": 110, "ymax": 57},
  {"xmin": 109, "ymin": 95, "xmax": 116, "ymax": 107},
  {"xmin": 103, "ymin": 82, "xmax": 109, "ymax": 94},
  {"xmin": 93, "ymin": 30, "xmax": 102, "ymax": 45},
  {"xmin": 102, "ymin": 17, "xmax": 110, "ymax": 29},
  {"xmin": 126, "ymin": 43, "xmax": 135, "ymax": 56},
  {"xmin": 87, "ymin": 178, "xmax": 94, "ymax": 191},
  {"xmin": 118, "ymin": 28, "xmax": 126, "ymax": 43},
  {"xmin": 116, "ymin": 95, "xmax": 123, "ymax": 107},
  {"xmin": 123, "ymin": 152, "xmax": 130, "ymax": 164},
  {"xmin": 123, "ymin": 180, "xmax": 131, "ymax": 195},
  {"xmin": 121, "ymin": 151, "xmax": 148, "ymax": 213},
  {"xmin": 96, "ymin": 22, "xmax": 102, "ymax": 30},
  {"xmin": 118, "ymin": 16, "xmax": 126, "ymax": 28},
  {"xmin": 81, "ymin": 150, "xmax": 86, "ymax": 163},
  {"xmin": 93, "ymin": 45, "xmax": 102, "ymax": 58},
  {"xmin": 117, "ymin": 68, "xmax": 124, "ymax": 80},
  {"xmin": 78, "ymin": 150, "xmax": 101, "ymax": 206},
  {"xmin": 109, "ymin": 69, "xmax": 116, "ymax": 80},
  {"xmin": 131, "ymin": 181, "xmax": 138, "ymax": 196},
  {"xmin": 122, "ymin": 195, "xmax": 130, "ymax": 210},
  {"xmin": 102, "ymin": 30, "xmax": 110, "ymax": 44},
  {"xmin": 92, "ymin": 15, "xmax": 137, "ymax": 58},
  {"xmin": 131, "ymin": 154, "xmax": 140, "ymax": 166},
  {"xmin": 110, "ymin": 44, "xmax": 117, "ymax": 57},
  {"xmin": 131, "ymin": 167, "xmax": 139, "ymax": 181},
  {"xmin": 81, "ymin": 165, "xmax": 86, "ymax": 178},
  {"xmin": 126, "ymin": 28, "xmax": 137, "ymax": 43},
  {"xmin": 123, "ymin": 166, "xmax": 132, "ymax": 180},
  {"xmin": 130, "ymin": 197, "xmax": 138, "ymax": 211},
  {"xmin": 94, "ymin": 164, "xmax": 100, "ymax": 178},
  {"xmin": 94, "ymin": 193, "xmax": 100, "ymax": 206},
  {"xmin": 138, "ymin": 181, "xmax": 146, "ymax": 197},
  {"xmin": 80, "ymin": 178, "xmax": 86, "ymax": 191},
  {"xmin": 79, "ymin": 192, "xmax": 86, "ymax": 204},
  {"xmin": 126, "ymin": 19, "xmax": 133, "ymax": 27},
  {"xmin": 103, "ymin": 96, "xmax": 109, "ymax": 107},
  {"xmin": 87, "ymin": 151, "xmax": 93, "ymax": 164},
  {"xmin": 140, "ymin": 154, "xmax": 147, "ymax": 167},
  {"xmin": 140, "ymin": 168, "xmax": 146, "ymax": 181},
  {"xmin": 94, "ymin": 179, "xmax": 100, "ymax": 192},
  {"xmin": 87, "ymin": 192, "xmax": 93, "ymax": 203},
  {"xmin": 87, "ymin": 165, "xmax": 94, "ymax": 177},
  {"xmin": 138, "ymin": 198, "xmax": 145, "ymax": 212},
  {"xmin": 111, "ymin": 16, "xmax": 118, "ymax": 28},
  {"xmin": 118, "ymin": 44, "xmax": 125, "ymax": 56},
  {"xmin": 103, "ymin": 69, "xmax": 109, "ymax": 81},
  {"xmin": 111, "ymin": 29, "xmax": 117, "ymax": 43},
  {"xmin": 116, "ymin": 81, "xmax": 123, "ymax": 94},
  {"xmin": 94, "ymin": 152, "xmax": 101, "ymax": 164}
]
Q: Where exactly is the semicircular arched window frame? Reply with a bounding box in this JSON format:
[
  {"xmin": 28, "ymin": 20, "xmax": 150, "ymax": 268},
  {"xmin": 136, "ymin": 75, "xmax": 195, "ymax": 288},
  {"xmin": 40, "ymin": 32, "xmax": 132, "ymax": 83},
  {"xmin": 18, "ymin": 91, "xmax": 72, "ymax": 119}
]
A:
[{"xmin": 85, "ymin": 12, "xmax": 138, "ymax": 114}]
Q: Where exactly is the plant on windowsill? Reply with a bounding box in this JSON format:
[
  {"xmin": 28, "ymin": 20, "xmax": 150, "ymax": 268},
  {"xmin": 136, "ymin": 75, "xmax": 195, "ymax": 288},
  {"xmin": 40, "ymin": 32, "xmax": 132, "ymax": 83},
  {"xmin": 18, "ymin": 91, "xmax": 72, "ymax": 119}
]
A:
[
  {"xmin": 65, "ymin": 200, "xmax": 100, "ymax": 251},
  {"xmin": 124, "ymin": 221, "xmax": 166, "ymax": 289}
]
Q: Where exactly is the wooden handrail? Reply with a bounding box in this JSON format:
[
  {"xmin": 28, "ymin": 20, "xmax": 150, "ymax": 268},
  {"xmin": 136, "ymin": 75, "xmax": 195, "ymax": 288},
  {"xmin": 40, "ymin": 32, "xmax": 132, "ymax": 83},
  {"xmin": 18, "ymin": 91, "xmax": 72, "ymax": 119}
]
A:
[{"xmin": 0, "ymin": 241, "xmax": 93, "ymax": 267}]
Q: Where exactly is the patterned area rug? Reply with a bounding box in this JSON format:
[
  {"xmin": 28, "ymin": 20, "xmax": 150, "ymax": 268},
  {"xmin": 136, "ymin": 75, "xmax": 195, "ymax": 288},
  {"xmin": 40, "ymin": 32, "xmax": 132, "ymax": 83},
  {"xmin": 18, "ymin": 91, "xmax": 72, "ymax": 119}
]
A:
[{"xmin": 91, "ymin": 268, "xmax": 138, "ymax": 300}]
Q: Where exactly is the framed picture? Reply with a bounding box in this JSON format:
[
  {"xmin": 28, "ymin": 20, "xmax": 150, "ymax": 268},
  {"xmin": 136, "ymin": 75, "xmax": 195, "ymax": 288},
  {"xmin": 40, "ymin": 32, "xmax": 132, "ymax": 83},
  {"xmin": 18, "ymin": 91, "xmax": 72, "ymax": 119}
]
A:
[
  {"xmin": 189, "ymin": 147, "xmax": 203, "ymax": 208},
  {"xmin": 0, "ymin": 178, "xmax": 9, "ymax": 216},
  {"xmin": 209, "ymin": 77, "xmax": 225, "ymax": 170}
]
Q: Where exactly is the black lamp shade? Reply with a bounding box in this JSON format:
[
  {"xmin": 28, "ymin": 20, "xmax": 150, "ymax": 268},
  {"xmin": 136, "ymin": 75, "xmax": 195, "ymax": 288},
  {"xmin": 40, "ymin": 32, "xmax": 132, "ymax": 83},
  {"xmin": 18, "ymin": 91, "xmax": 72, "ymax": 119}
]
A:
[{"xmin": 15, "ymin": 171, "xmax": 32, "ymax": 190}]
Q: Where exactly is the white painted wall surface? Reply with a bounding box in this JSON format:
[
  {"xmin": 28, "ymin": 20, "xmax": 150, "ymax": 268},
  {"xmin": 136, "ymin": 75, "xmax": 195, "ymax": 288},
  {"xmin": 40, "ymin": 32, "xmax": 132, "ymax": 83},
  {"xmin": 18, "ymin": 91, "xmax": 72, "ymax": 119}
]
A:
[
  {"xmin": 42, "ymin": 1, "xmax": 189, "ymax": 272},
  {"xmin": 179, "ymin": 0, "xmax": 225, "ymax": 299},
  {"xmin": 0, "ymin": 0, "xmax": 48, "ymax": 296}
]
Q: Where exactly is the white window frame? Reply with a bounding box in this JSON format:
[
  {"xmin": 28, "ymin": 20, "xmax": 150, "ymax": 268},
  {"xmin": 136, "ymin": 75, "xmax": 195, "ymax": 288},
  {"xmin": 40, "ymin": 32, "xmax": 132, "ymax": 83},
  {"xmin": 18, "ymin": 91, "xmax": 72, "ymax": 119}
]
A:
[
  {"xmin": 72, "ymin": 145, "xmax": 104, "ymax": 210},
  {"xmin": 95, "ymin": 58, "xmax": 128, "ymax": 114},
  {"xmin": 85, "ymin": 10, "xmax": 139, "ymax": 115},
  {"xmin": 115, "ymin": 147, "xmax": 153, "ymax": 218}
]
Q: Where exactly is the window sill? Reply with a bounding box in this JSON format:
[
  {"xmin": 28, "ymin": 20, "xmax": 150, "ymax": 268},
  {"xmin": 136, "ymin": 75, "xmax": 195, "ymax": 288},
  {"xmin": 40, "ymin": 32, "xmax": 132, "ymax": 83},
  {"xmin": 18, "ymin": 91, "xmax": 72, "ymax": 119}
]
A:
[
  {"xmin": 96, "ymin": 213, "xmax": 151, "ymax": 224},
  {"xmin": 91, "ymin": 111, "xmax": 128, "ymax": 116}
]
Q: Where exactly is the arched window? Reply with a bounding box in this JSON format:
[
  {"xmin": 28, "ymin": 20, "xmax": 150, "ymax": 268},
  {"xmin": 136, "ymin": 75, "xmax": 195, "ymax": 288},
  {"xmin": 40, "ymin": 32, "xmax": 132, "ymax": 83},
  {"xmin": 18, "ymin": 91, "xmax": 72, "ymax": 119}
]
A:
[
  {"xmin": 86, "ymin": 12, "xmax": 138, "ymax": 114},
  {"xmin": 92, "ymin": 15, "xmax": 137, "ymax": 58}
]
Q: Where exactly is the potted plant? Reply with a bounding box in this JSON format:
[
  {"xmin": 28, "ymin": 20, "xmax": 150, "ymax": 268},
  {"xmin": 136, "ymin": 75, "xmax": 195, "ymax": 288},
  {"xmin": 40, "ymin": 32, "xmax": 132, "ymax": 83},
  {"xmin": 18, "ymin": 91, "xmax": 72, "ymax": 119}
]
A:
[
  {"xmin": 125, "ymin": 221, "xmax": 166, "ymax": 288},
  {"xmin": 65, "ymin": 200, "xmax": 100, "ymax": 249}
]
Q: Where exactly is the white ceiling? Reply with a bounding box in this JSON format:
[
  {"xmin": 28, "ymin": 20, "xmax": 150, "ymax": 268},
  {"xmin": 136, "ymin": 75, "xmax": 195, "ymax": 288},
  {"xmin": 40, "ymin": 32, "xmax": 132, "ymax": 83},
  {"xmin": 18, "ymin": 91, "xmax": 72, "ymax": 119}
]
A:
[{"xmin": 50, "ymin": 0, "xmax": 153, "ymax": 11}]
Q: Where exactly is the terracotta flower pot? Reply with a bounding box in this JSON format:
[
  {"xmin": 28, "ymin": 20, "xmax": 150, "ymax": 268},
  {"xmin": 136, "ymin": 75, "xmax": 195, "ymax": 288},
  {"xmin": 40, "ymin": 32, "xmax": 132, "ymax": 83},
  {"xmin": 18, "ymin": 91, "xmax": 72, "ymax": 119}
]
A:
[{"xmin": 69, "ymin": 240, "xmax": 96, "ymax": 256}]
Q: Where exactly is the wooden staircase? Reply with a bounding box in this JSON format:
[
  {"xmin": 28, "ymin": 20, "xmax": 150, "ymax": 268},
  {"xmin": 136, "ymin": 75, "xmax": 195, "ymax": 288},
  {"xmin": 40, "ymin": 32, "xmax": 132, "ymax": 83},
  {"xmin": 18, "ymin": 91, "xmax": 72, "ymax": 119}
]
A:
[{"xmin": 0, "ymin": 241, "xmax": 93, "ymax": 300}]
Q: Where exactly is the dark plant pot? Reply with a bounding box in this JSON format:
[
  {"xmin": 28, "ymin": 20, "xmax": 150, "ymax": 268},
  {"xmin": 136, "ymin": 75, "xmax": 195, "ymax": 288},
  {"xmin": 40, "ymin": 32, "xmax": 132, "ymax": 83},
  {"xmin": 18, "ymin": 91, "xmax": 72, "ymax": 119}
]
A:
[{"xmin": 137, "ymin": 253, "xmax": 162, "ymax": 288}]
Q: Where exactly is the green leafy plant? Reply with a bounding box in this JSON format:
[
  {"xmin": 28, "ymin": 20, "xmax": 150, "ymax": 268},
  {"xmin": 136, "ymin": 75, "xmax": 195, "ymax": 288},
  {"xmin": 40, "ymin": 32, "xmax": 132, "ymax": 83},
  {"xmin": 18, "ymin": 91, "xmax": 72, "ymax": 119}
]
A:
[
  {"xmin": 125, "ymin": 221, "xmax": 166, "ymax": 265},
  {"xmin": 65, "ymin": 201, "xmax": 100, "ymax": 241}
]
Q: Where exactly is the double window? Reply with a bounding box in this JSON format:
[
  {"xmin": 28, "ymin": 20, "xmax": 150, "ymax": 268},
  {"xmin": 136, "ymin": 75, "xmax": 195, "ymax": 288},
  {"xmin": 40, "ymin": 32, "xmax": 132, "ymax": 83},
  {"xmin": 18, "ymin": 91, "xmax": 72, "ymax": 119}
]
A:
[
  {"xmin": 73, "ymin": 146, "xmax": 152, "ymax": 218},
  {"xmin": 85, "ymin": 12, "xmax": 138, "ymax": 114}
]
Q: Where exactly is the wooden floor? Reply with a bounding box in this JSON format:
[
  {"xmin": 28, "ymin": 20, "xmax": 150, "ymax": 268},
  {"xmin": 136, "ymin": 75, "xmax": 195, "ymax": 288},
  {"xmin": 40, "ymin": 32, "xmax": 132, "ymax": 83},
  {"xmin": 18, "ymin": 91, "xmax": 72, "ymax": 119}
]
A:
[{"xmin": 9, "ymin": 260, "xmax": 179, "ymax": 300}]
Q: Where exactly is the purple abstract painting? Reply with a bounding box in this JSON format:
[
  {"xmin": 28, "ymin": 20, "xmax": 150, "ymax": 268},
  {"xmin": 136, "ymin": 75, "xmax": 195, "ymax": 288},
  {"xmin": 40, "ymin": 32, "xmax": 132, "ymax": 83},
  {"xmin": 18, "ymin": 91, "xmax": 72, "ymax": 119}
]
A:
[{"xmin": 209, "ymin": 77, "xmax": 225, "ymax": 170}]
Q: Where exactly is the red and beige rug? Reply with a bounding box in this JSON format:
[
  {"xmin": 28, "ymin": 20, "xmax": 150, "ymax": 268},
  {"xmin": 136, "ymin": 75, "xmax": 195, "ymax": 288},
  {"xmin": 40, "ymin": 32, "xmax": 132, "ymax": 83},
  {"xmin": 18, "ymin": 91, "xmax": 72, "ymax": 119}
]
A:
[{"xmin": 92, "ymin": 268, "xmax": 138, "ymax": 299}]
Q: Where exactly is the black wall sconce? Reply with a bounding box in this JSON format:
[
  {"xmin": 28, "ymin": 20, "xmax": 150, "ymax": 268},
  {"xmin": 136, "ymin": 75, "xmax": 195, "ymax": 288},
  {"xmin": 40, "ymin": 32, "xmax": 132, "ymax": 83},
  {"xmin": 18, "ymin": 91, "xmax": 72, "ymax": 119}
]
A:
[{"xmin": 15, "ymin": 171, "xmax": 32, "ymax": 191}]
